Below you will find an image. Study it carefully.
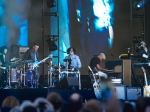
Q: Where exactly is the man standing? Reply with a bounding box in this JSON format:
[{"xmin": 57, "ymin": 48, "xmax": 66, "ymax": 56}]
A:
[
  {"xmin": 89, "ymin": 53, "xmax": 107, "ymax": 79},
  {"xmin": 24, "ymin": 43, "xmax": 40, "ymax": 87},
  {"xmin": 0, "ymin": 46, "xmax": 8, "ymax": 87}
]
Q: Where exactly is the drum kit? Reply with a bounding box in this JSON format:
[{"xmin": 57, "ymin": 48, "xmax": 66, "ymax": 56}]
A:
[
  {"xmin": 1, "ymin": 59, "xmax": 38, "ymax": 89},
  {"xmin": 0, "ymin": 57, "xmax": 81, "ymax": 89},
  {"xmin": 46, "ymin": 58, "xmax": 81, "ymax": 89}
]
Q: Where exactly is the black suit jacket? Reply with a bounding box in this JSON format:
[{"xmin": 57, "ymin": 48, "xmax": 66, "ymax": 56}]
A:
[
  {"xmin": 138, "ymin": 47, "xmax": 150, "ymax": 62},
  {"xmin": 23, "ymin": 48, "xmax": 39, "ymax": 62},
  {"xmin": 0, "ymin": 54, "xmax": 7, "ymax": 67}
]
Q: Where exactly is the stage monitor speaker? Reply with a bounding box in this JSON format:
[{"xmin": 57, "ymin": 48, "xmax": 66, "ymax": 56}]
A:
[{"xmin": 56, "ymin": 77, "xmax": 79, "ymax": 89}]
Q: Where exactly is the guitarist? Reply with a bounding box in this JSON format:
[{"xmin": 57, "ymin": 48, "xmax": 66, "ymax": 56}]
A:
[
  {"xmin": 24, "ymin": 43, "xmax": 40, "ymax": 83},
  {"xmin": 89, "ymin": 53, "xmax": 108, "ymax": 82},
  {"xmin": 138, "ymin": 41, "xmax": 150, "ymax": 85}
]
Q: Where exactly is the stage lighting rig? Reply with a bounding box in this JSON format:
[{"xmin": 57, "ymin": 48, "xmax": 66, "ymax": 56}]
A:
[
  {"xmin": 45, "ymin": 35, "xmax": 58, "ymax": 51},
  {"xmin": 133, "ymin": 0, "xmax": 144, "ymax": 10},
  {"xmin": 132, "ymin": 36, "xmax": 139, "ymax": 43},
  {"xmin": 47, "ymin": 0, "xmax": 56, "ymax": 8}
]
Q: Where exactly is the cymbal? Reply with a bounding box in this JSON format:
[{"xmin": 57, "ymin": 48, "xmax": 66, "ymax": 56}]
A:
[
  {"xmin": 63, "ymin": 59, "xmax": 71, "ymax": 62},
  {"xmin": 21, "ymin": 60, "xmax": 33, "ymax": 63}
]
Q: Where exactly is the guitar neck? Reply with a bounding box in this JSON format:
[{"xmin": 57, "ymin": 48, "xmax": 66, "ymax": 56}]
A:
[
  {"xmin": 37, "ymin": 56, "xmax": 49, "ymax": 65},
  {"xmin": 141, "ymin": 67, "xmax": 148, "ymax": 86}
]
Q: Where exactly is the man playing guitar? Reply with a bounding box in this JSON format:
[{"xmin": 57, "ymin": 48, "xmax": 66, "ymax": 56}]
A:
[{"xmin": 23, "ymin": 43, "xmax": 40, "ymax": 83}]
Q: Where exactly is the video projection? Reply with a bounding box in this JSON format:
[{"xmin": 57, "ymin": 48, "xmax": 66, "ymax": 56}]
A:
[
  {"xmin": 67, "ymin": 0, "xmax": 114, "ymax": 73},
  {"xmin": 0, "ymin": 0, "xmax": 29, "ymax": 47}
]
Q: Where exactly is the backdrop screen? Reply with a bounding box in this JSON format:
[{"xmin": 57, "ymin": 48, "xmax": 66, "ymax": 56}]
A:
[{"xmin": 67, "ymin": 0, "xmax": 114, "ymax": 72}]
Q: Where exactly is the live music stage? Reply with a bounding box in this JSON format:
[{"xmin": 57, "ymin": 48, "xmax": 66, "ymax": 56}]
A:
[{"xmin": 0, "ymin": 0, "xmax": 150, "ymax": 106}]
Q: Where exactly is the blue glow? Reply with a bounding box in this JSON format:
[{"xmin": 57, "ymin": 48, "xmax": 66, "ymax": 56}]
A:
[
  {"xmin": 18, "ymin": 20, "xmax": 28, "ymax": 46},
  {"xmin": 0, "ymin": 6, "xmax": 4, "ymax": 17},
  {"xmin": 93, "ymin": 0, "xmax": 114, "ymax": 29},
  {"xmin": 12, "ymin": 14, "xmax": 28, "ymax": 46},
  {"xmin": 0, "ymin": 25, "xmax": 7, "ymax": 46},
  {"xmin": 50, "ymin": 0, "xmax": 70, "ymax": 65}
]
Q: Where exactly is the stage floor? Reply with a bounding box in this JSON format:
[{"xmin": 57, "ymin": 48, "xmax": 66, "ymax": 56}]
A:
[{"xmin": 0, "ymin": 88, "xmax": 96, "ymax": 105}]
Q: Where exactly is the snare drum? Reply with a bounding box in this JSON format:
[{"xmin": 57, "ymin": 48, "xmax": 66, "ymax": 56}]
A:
[{"xmin": 10, "ymin": 68, "xmax": 18, "ymax": 82}]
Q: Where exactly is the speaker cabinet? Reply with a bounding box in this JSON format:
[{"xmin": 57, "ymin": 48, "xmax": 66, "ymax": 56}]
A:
[{"xmin": 56, "ymin": 77, "xmax": 79, "ymax": 89}]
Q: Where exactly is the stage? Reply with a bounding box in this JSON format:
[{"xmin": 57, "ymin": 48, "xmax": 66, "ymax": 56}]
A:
[{"xmin": 0, "ymin": 88, "xmax": 96, "ymax": 105}]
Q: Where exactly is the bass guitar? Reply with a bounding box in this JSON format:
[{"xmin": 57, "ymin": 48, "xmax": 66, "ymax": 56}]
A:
[
  {"xmin": 141, "ymin": 66, "xmax": 150, "ymax": 97},
  {"xmin": 30, "ymin": 54, "xmax": 53, "ymax": 69},
  {"xmin": 0, "ymin": 66, "xmax": 6, "ymax": 70},
  {"xmin": 88, "ymin": 66, "xmax": 101, "ymax": 99}
]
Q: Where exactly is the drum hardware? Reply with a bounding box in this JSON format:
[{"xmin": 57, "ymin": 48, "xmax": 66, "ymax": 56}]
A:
[
  {"xmin": 47, "ymin": 56, "xmax": 53, "ymax": 88},
  {"xmin": 58, "ymin": 63, "xmax": 61, "ymax": 81},
  {"xmin": 4, "ymin": 66, "xmax": 13, "ymax": 89}
]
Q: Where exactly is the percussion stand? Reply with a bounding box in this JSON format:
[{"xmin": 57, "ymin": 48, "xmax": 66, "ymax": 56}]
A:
[
  {"xmin": 35, "ymin": 67, "xmax": 39, "ymax": 88},
  {"xmin": 21, "ymin": 63, "xmax": 26, "ymax": 88},
  {"xmin": 66, "ymin": 60, "xmax": 68, "ymax": 77},
  {"xmin": 5, "ymin": 66, "xmax": 12, "ymax": 89},
  {"xmin": 58, "ymin": 63, "xmax": 61, "ymax": 81},
  {"xmin": 48, "ymin": 65, "xmax": 53, "ymax": 88},
  {"xmin": 48, "ymin": 57, "xmax": 54, "ymax": 88},
  {"xmin": 78, "ymin": 70, "xmax": 81, "ymax": 90}
]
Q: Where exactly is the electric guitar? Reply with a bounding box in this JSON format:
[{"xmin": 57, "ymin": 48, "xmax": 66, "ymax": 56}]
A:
[
  {"xmin": 30, "ymin": 54, "xmax": 53, "ymax": 69},
  {"xmin": 141, "ymin": 66, "xmax": 150, "ymax": 97},
  {"xmin": 88, "ymin": 66, "xmax": 101, "ymax": 99},
  {"xmin": 0, "ymin": 66, "xmax": 6, "ymax": 70}
]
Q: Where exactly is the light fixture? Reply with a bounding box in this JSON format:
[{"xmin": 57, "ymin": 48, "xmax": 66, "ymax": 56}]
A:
[{"xmin": 47, "ymin": 0, "xmax": 56, "ymax": 8}]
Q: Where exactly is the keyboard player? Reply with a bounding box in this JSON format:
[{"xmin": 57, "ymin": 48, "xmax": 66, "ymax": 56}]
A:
[
  {"xmin": 89, "ymin": 53, "xmax": 108, "ymax": 79},
  {"xmin": 138, "ymin": 41, "xmax": 150, "ymax": 84}
]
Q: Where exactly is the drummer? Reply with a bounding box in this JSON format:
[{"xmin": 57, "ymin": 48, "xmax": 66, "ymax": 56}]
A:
[
  {"xmin": 0, "ymin": 46, "xmax": 8, "ymax": 86},
  {"xmin": 63, "ymin": 47, "xmax": 81, "ymax": 78}
]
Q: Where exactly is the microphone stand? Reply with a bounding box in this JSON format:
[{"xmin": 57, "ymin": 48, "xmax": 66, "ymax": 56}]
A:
[
  {"xmin": 78, "ymin": 70, "xmax": 81, "ymax": 90},
  {"xmin": 5, "ymin": 65, "xmax": 12, "ymax": 89}
]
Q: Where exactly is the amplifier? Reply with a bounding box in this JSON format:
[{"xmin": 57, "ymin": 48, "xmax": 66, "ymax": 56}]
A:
[
  {"xmin": 113, "ymin": 85, "xmax": 126, "ymax": 100},
  {"xmin": 10, "ymin": 45, "xmax": 29, "ymax": 53},
  {"xmin": 111, "ymin": 79, "xmax": 122, "ymax": 84},
  {"xmin": 126, "ymin": 87, "xmax": 142, "ymax": 100}
]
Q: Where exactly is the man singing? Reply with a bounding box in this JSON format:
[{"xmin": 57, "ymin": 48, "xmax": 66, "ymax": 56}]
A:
[
  {"xmin": 89, "ymin": 53, "xmax": 108, "ymax": 79},
  {"xmin": 63, "ymin": 47, "xmax": 81, "ymax": 78}
]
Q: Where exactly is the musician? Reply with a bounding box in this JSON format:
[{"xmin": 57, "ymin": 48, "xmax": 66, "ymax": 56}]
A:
[
  {"xmin": 24, "ymin": 43, "xmax": 40, "ymax": 83},
  {"xmin": 63, "ymin": 47, "xmax": 81, "ymax": 77},
  {"xmin": 138, "ymin": 41, "xmax": 150, "ymax": 61},
  {"xmin": 89, "ymin": 53, "xmax": 108, "ymax": 79},
  {"xmin": 0, "ymin": 46, "xmax": 8, "ymax": 86},
  {"xmin": 138, "ymin": 41, "xmax": 150, "ymax": 84}
]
